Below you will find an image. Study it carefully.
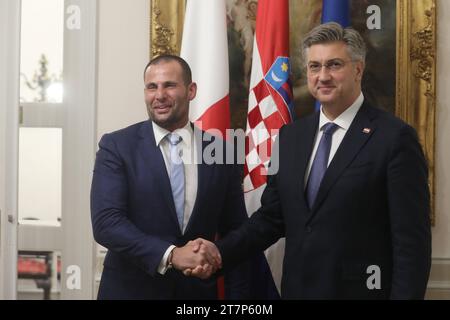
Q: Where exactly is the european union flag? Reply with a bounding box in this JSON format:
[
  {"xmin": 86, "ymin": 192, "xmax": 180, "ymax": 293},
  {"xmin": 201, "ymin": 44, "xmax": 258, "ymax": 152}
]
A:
[{"xmin": 322, "ymin": 0, "xmax": 350, "ymax": 27}]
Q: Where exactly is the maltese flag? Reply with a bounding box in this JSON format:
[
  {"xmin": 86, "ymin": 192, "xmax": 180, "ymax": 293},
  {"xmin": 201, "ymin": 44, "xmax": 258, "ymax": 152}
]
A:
[
  {"xmin": 181, "ymin": 0, "xmax": 230, "ymax": 137},
  {"xmin": 180, "ymin": 0, "xmax": 230, "ymax": 299}
]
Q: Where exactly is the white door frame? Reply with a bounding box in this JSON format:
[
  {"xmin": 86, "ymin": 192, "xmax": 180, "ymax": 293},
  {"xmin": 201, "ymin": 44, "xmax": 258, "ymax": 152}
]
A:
[
  {"xmin": 0, "ymin": 0, "xmax": 21, "ymax": 300},
  {"xmin": 0, "ymin": 0, "xmax": 98, "ymax": 299},
  {"xmin": 61, "ymin": 0, "xmax": 97, "ymax": 299}
]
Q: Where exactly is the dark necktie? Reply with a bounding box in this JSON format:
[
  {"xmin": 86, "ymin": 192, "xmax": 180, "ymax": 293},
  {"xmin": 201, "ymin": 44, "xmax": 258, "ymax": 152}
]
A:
[{"xmin": 306, "ymin": 122, "xmax": 338, "ymax": 209}]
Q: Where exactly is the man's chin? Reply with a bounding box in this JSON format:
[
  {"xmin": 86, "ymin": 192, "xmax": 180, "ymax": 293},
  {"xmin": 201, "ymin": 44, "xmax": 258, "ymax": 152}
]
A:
[
  {"xmin": 152, "ymin": 117, "xmax": 172, "ymax": 128},
  {"xmin": 316, "ymin": 94, "xmax": 336, "ymax": 104}
]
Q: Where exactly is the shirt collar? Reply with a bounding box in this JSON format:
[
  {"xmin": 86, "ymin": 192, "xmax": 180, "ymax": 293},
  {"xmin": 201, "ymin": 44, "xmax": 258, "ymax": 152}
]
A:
[
  {"xmin": 319, "ymin": 92, "xmax": 364, "ymax": 131},
  {"xmin": 152, "ymin": 121, "xmax": 193, "ymax": 147}
]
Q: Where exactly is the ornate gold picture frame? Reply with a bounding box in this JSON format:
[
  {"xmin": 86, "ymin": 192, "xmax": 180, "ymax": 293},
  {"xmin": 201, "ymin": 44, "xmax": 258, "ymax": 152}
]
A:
[
  {"xmin": 396, "ymin": 1, "xmax": 436, "ymax": 225},
  {"xmin": 149, "ymin": 0, "xmax": 437, "ymax": 224}
]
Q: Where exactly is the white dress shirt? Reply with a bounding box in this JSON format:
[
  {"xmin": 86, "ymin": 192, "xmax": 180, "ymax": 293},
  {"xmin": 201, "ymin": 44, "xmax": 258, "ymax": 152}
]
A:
[
  {"xmin": 153, "ymin": 121, "xmax": 198, "ymax": 274},
  {"xmin": 304, "ymin": 93, "xmax": 364, "ymax": 187}
]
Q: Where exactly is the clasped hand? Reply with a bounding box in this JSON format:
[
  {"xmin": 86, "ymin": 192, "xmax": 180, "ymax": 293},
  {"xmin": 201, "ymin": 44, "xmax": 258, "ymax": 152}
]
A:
[{"xmin": 171, "ymin": 238, "xmax": 221, "ymax": 279}]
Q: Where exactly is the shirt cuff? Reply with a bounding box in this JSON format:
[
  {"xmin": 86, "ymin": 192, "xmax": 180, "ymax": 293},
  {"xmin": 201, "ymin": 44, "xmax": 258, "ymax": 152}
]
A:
[{"xmin": 157, "ymin": 245, "xmax": 176, "ymax": 275}]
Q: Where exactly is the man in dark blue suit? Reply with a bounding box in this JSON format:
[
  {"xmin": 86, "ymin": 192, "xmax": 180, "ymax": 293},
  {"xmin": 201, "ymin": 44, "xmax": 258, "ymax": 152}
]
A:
[
  {"xmin": 90, "ymin": 55, "xmax": 249, "ymax": 299},
  {"xmin": 189, "ymin": 22, "xmax": 431, "ymax": 299}
]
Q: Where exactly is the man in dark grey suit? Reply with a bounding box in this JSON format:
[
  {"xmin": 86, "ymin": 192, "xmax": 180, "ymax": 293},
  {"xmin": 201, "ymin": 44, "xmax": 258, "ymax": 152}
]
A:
[{"xmin": 188, "ymin": 22, "xmax": 431, "ymax": 299}]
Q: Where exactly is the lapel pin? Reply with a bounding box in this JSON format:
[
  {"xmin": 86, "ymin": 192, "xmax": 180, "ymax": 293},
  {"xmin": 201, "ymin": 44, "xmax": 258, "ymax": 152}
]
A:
[{"xmin": 362, "ymin": 128, "xmax": 371, "ymax": 134}]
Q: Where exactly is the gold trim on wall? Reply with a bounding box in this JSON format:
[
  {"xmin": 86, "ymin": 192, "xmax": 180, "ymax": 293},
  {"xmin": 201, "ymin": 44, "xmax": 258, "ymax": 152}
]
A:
[
  {"xmin": 397, "ymin": 0, "xmax": 436, "ymax": 225},
  {"xmin": 150, "ymin": 0, "xmax": 185, "ymax": 57},
  {"xmin": 150, "ymin": 0, "xmax": 437, "ymax": 225}
]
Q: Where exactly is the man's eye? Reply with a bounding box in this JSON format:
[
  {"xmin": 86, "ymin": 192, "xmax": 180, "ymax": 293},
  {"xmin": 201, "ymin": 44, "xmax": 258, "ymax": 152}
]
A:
[{"xmin": 329, "ymin": 61, "xmax": 343, "ymax": 69}]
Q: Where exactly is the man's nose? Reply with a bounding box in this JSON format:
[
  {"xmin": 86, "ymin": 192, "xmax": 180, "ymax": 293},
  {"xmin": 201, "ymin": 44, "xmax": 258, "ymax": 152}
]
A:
[
  {"xmin": 155, "ymin": 87, "xmax": 166, "ymax": 99},
  {"xmin": 318, "ymin": 66, "xmax": 332, "ymax": 81}
]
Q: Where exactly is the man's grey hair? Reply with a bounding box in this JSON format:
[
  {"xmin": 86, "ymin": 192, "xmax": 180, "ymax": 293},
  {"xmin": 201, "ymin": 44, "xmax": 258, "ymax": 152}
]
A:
[{"xmin": 301, "ymin": 22, "xmax": 367, "ymax": 64}]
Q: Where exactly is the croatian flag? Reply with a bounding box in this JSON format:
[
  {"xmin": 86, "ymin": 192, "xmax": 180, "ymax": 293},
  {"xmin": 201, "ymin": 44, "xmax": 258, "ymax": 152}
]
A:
[
  {"xmin": 181, "ymin": 0, "xmax": 230, "ymax": 137},
  {"xmin": 243, "ymin": 0, "xmax": 294, "ymax": 296}
]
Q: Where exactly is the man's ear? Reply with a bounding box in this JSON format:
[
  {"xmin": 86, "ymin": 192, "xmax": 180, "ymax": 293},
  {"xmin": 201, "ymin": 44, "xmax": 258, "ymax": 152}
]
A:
[
  {"xmin": 188, "ymin": 82, "xmax": 197, "ymax": 101},
  {"xmin": 355, "ymin": 61, "xmax": 365, "ymax": 82}
]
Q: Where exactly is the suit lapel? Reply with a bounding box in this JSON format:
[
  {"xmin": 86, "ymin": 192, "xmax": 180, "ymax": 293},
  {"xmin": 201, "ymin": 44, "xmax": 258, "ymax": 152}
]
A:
[
  {"xmin": 137, "ymin": 121, "xmax": 181, "ymax": 230},
  {"xmin": 308, "ymin": 103, "xmax": 377, "ymax": 219},
  {"xmin": 293, "ymin": 112, "xmax": 320, "ymax": 205}
]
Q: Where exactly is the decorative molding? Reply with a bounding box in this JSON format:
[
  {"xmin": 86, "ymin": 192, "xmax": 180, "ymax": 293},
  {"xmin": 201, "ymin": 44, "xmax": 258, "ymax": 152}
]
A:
[
  {"xmin": 397, "ymin": 0, "xmax": 437, "ymax": 225},
  {"xmin": 150, "ymin": 0, "xmax": 185, "ymax": 57},
  {"xmin": 411, "ymin": 7, "xmax": 436, "ymax": 98},
  {"xmin": 151, "ymin": 6, "xmax": 176, "ymax": 56}
]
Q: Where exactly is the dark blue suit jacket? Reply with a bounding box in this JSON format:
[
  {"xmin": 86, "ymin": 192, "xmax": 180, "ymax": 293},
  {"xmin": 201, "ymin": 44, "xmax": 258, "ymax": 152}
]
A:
[
  {"xmin": 91, "ymin": 121, "xmax": 249, "ymax": 299},
  {"xmin": 217, "ymin": 102, "xmax": 431, "ymax": 299}
]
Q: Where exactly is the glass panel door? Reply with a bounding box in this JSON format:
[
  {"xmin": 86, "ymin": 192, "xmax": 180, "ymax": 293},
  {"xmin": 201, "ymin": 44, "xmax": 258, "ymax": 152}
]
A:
[
  {"xmin": 17, "ymin": 0, "xmax": 64, "ymax": 299},
  {"xmin": 3, "ymin": 0, "xmax": 97, "ymax": 300}
]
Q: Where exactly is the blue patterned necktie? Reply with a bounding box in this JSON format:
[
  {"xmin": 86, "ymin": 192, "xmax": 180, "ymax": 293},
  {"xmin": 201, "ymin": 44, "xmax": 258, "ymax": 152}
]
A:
[
  {"xmin": 167, "ymin": 133, "xmax": 184, "ymax": 230},
  {"xmin": 306, "ymin": 122, "xmax": 339, "ymax": 209}
]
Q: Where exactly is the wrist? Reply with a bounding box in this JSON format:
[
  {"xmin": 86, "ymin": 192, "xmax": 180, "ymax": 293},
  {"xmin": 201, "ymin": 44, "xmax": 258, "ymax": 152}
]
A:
[{"xmin": 167, "ymin": 248, "xmax": 175, "ymax": 270}]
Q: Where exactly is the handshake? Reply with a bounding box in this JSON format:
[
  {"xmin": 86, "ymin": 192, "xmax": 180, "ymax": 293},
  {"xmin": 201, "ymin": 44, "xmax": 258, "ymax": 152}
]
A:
[{"xmin": 170, "ymin": 238, "xmax": 222, "ymax": 279}]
